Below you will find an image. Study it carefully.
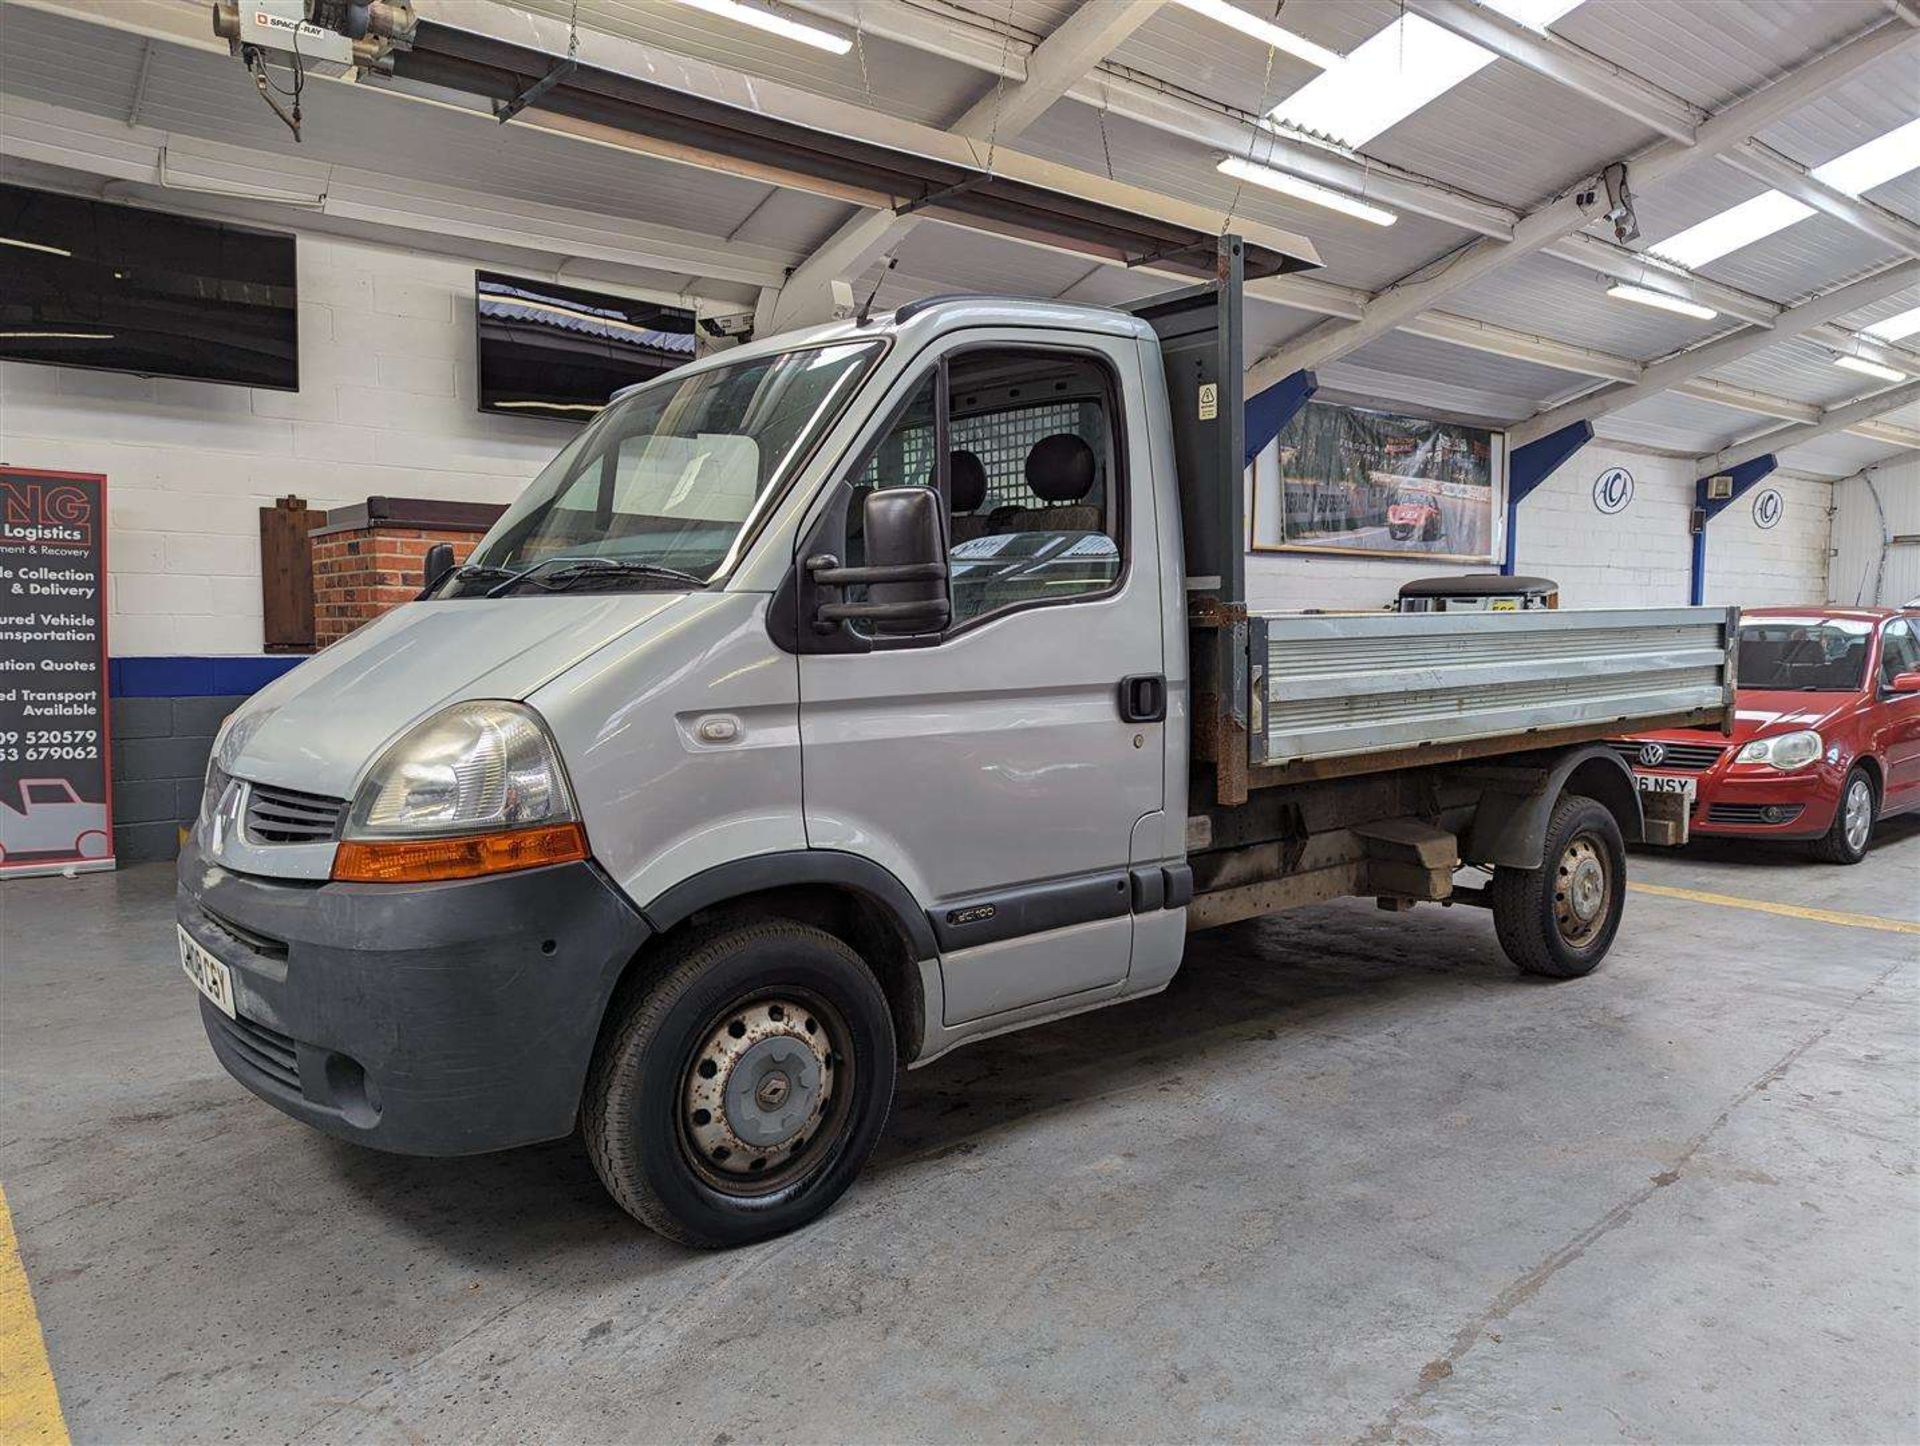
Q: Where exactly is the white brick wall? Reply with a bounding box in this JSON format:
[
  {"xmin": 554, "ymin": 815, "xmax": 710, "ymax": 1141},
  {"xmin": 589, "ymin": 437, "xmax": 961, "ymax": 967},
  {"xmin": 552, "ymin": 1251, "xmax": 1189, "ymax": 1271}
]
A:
[
  {"xmin": 1244, "ymin": 438, "xmax": 1832, "ymax": 612},
  {"xmin": 0, "ymin": 230, "xmax": 578, "ymax": 656}
]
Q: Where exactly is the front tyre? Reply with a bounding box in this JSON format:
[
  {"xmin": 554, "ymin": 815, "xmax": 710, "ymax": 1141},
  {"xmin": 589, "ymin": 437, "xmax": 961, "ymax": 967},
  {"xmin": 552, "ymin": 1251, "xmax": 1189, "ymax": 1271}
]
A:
[
  {"xmin": 1490, "ymin": 793, "xmax": 1626, "ymax": 979},
  {"xmin": 583, "ymin": 920, "xmax": 897, "ymax": 1247},
  {"xmin": 1809, "ymin": 767, "xmax": 1876, "ymax": 865}
]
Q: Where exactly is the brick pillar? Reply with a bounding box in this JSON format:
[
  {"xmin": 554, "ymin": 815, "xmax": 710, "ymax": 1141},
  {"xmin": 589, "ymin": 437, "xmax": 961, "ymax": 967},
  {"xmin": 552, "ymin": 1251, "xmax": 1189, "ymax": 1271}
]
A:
[{"xmin": 309, "ymin": 498, "xmax": 507, "ymax": 646}]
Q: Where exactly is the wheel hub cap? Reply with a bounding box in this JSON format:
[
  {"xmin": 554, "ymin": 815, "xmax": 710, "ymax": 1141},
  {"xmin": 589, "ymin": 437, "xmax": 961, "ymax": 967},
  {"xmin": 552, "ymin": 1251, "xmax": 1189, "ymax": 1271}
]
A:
[
  {"xmin": 1844, "ymin": 782, "xmax": 1872, "ymax": 851},
  {"xmin": 1552, "ymin": 834, "xmax": 1611, "ymax": 946},
  {"xmin": 1567, "ymin": 857, "xmax": 1605, "ymax": 923},
  {"xmin": 684, "ymin": 1000, "xmax": 835, "ymax": 1178}
]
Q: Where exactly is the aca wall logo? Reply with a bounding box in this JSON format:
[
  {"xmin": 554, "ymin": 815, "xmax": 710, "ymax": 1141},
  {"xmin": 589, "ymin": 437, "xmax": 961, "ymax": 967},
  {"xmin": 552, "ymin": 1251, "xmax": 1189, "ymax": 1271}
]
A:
[
  {"xmin": 1752, "ymin": 487, "xmax": 1784, "ymax": 530},
  {"xmin": 0, "ymin": 481, "xmax": 94, "ymax": 548},
  {"xmin": 1592, "ymin": 466, "xmax": 1634, "ymax": 515}
]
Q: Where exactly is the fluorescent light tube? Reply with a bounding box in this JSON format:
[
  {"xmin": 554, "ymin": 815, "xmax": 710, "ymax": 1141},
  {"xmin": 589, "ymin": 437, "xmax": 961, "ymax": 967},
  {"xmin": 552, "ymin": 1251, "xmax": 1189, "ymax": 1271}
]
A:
[
  {"xmin": 1833, "ymin": 354, "xmax": 1907, "ymax": 383},
  {"xmin": 1811, "ymin": 115, "xmax": 1920, "ymax": 197},
  {"xmin": 1217, "ymin": 157, "xmax": 1398, "ymax": 225},
  {"xmin": 667, "ymin": 0, "xmax": 851, "ymax": 54},
  {"xmin": 1863, "ymin": 304, "xmax": 1920, "ymax": 343},
  {"xmin": 0, "ymin": 330, "xmax": 113, "ymax": 339},
  {"xmin": 0, "ymin": 237, "xmax": 72, "ymax": 258},
  {"xmin": 1171, "ymin": 0, "xmax": 1342, "ymax": 69},
  {"xmin": 1606, "ymin": 283, "xmax": 1717, "ymax": 320}
]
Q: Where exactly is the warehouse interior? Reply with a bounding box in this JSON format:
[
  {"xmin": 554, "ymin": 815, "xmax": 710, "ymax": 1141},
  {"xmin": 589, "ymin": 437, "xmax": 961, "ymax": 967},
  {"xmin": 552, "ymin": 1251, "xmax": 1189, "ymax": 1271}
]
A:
[{"xmin": 1, "ymin": 0, "xmax": 1918, "ymax": 1440}]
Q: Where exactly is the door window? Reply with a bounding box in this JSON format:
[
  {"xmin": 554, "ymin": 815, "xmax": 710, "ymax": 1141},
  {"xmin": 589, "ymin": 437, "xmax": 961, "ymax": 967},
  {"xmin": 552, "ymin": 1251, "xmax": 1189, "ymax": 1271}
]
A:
[
  {"xmin": 840, "ymin": 346, "xmax": 1125, "ymax": 632},
  {"xmin": 1880, "ymin": 619, "xmax": 1919, "ymax": 689}
]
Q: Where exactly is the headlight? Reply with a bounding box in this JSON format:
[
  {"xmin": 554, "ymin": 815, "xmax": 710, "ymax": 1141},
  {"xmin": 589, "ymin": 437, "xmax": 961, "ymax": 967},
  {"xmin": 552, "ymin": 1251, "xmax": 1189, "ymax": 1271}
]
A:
[
  {"xmin": 346, "ymin": 700, "xmax": 576, "ymax": 838},
  {"xmin": 1735, "ymin": 729, "xmax": 1822, "ymax": 771}
]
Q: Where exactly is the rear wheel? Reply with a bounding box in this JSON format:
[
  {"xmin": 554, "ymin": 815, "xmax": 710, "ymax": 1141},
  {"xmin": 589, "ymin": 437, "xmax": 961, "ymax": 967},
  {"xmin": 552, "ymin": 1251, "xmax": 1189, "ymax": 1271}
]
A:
[
  {"xmin": 1809, "ymin": 768, "xmax": 1875, "ymax": 865},
  {"xmin": 1490, "ymin": 793, "xmax": 1626, "ymax": 979},
  {"xmin": 583, "ymin": 919, "xmax": 896, "ymax": 1248}
]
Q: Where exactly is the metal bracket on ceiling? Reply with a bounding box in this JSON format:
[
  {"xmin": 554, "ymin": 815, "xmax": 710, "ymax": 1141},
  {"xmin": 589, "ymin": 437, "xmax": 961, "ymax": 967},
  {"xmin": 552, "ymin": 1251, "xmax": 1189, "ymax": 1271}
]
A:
[
  {"xmin": 493, "ymin": 58, "xmax": 578, "ymax": 124},
  {"xmin": 893, "ymin": 176, "xmax": 988, "ymax": 220}
]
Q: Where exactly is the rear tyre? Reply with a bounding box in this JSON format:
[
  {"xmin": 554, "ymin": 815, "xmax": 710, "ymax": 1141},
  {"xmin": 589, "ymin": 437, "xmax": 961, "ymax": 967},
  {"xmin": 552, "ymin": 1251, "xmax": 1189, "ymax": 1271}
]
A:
[
  {"xmin": 1491, "ymin": 793, "xmax": 1626, "ymax": 979},
  {"xmin": 583, "ymin": 919, "xmax": 896, "ymax": 1248},
  {"xmin": 1809, "ymin": 767, "xmax": 1875, "ymax": 865}
]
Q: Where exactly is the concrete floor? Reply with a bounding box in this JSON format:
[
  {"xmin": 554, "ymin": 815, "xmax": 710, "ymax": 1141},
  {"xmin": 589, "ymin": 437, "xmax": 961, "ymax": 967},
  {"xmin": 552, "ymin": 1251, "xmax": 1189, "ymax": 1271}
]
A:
[{"xmin": 4, "ymin": 822, "xmax": 1917, "ymax": 1444}]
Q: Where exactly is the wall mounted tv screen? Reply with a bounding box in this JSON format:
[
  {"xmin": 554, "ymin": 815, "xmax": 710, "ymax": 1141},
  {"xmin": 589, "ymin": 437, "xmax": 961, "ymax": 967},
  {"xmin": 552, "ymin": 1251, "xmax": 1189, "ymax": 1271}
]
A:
[
  {"xmin": 476, "ymin": 271, "xmax": 697, "ymax": 422},
  {"xmin": 0, "ymin": 183, "xmax": 298, "ymax": 391}
]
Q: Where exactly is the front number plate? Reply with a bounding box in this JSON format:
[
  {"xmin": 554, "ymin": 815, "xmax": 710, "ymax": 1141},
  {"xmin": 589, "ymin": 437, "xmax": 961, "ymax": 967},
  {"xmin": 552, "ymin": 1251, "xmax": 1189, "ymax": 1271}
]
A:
[
  {"xmin": 1635, "ymin": 773, "xmax": 1696, "ymax": 799},
  {"xmin": 178, "ymin": 925, "xmax": 237, "ymax": 1019}
]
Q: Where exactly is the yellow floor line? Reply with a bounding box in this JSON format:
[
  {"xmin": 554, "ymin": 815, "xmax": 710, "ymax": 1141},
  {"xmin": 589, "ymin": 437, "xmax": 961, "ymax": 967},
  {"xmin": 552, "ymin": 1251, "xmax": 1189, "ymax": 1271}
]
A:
[
  {"xmin": 0, "ymin": 1186, "xmax": 69, "ymax": 1446},
  {"xmin": 1629, "ymin": 881, "xmax": 1920, "ymax": 936}
]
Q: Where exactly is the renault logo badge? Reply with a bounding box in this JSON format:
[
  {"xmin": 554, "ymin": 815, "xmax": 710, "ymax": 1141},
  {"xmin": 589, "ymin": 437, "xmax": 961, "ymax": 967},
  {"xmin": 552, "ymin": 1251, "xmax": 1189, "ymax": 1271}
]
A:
[{"xmin": 1638, "ymin": 742, "xmax": 1667, "ymax": 767}]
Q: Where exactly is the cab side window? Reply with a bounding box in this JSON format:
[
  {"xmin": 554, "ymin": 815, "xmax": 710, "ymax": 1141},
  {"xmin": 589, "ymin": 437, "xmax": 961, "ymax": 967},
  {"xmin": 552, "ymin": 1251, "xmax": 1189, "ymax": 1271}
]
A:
[
  {"xmin": 838, "ymin": 349, "xmax": 1123, "ymax": 634},
  {"xmin": 1880, "ymin": 619, "xmax": 1919, "ymax": 688},
  {"xmin": 945, "ymin": 348, "xmax": 1122, "ymax": 626}
]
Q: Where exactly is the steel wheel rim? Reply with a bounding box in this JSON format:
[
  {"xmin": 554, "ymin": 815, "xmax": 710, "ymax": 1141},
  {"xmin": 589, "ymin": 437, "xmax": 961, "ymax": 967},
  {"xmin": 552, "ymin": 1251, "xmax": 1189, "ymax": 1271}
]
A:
[
  {"xmin": 679, "ymin": 988, "xmax": 853, "ymax": 1197},
  {"xmin": 1843, "ymin": 780, "xmax": 1873, "ymax": 852},
  {"xmin": 1553, "ymin": 833, "xmax": 1612, "ymax": 948}
]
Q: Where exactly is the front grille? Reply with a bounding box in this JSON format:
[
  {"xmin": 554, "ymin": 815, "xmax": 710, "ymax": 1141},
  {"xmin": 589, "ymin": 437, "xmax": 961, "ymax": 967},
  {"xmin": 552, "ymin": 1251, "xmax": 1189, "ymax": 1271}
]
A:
[
  {"xmin": 244, "ymin": 782, "xmax": 346, "ymax": 844},
  {"xmin": 212, "ymin": 1011, "xmax": 301, "ymax": 1093},
  {"xmin": 1610, "ymin": 739, "xmax": 1727, "ymax": 773},
  {"xmin": 1707, "ymin": 803, "xmax": 1805, "ymax": 826}
]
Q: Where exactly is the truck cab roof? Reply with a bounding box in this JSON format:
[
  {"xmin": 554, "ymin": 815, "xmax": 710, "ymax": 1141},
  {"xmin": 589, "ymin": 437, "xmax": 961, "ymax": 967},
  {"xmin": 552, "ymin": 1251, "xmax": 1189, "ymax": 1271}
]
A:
[{"xmin": 611, "ymin": 295, "xmax": 1160, "ymax": 403}]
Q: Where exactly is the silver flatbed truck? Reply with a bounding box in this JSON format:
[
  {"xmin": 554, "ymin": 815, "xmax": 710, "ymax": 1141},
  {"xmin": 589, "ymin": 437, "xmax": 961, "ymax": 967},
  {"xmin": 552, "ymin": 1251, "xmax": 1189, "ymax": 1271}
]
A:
[{"xmin": 178, "ymin": 241, "xmax": 1734, "ymax": 1246}]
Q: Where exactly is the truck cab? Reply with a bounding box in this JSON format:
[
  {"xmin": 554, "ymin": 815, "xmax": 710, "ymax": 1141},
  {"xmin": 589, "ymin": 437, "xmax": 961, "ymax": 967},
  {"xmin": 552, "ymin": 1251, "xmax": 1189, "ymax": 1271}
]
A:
[{"xmin": 178, "ymin": 277, "xmax": 1734, "ymax": 1247}]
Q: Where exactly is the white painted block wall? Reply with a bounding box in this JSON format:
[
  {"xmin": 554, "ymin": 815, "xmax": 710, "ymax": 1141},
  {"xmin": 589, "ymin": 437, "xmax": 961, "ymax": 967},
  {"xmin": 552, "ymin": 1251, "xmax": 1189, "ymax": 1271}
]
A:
[
  {"xmin": 0, "ymin": 229, "xmax": 576, "ymax": 655},
  {"xmin": 1829, "ymin": 457, "xmax": 1920, "ymax": 608},
  {"xmin": 1245, "ymin": 438, "xmax": 1831, "ymax": 613}
]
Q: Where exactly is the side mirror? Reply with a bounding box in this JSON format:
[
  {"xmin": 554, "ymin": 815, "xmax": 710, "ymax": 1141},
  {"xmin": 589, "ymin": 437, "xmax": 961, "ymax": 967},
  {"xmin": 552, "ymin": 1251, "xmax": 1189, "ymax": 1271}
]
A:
[
  {"xmin": 1889, "ymin": 671, "xmax": 1920, "ymax": 695},
  {"xmin": 808, "ymin": 486, "xmax": 950, "ymax": 636},
  {"xmin": 422, "ymin": 542, "xmax": 456, "ymax": 591}
]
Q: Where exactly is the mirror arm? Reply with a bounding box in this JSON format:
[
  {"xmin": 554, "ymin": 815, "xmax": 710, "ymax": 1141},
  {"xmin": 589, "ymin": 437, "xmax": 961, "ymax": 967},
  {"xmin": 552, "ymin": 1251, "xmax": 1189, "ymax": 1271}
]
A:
[
  {"xmin": 807, "ymin": 556, "xmax": 949, "ymax": 588},
  {"xmin": 817, "ymin": 599, "xmax": 951, "ymax": 625}
]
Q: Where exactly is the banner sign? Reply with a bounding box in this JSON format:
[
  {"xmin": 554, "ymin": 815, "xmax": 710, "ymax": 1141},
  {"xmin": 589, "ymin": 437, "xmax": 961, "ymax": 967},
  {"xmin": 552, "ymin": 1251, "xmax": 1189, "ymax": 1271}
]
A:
[
  {"xmin": 0, "ymin": 467, "xmax": 113, "ymax": 877},
  {"xmin": 1250, "ymin": 400, "xmax": 1502, "ymax": 562}
]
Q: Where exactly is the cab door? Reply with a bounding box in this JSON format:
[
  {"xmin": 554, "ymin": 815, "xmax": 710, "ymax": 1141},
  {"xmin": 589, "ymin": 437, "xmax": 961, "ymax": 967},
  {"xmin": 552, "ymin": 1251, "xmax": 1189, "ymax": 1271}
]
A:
[{"xmin": 795, "ymin": 333, "xmax": 1166, "ymax": 1024}]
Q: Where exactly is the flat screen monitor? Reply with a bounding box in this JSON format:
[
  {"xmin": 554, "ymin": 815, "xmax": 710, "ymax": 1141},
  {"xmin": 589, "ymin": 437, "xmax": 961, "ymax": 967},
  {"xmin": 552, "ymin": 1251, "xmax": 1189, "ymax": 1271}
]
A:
[
  {"xmin": 0, "ymin": 182, "xmax": 298, "ymax": 391},
  {"xmin": 476, "ymin": 270, "xmax": 696, "ymax": 422}
]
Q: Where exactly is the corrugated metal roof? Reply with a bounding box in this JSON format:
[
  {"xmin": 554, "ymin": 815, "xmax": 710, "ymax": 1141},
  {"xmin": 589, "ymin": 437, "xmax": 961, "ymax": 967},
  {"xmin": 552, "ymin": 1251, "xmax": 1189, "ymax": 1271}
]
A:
[
  {"xmin": 1551, "ymin": 0, "xmax": 1889, "ymax": 112},
  {"xmin": 1365, "ymin": 61, "xmax": 1658, "ymax": 211},
  {"xmin": 1696, "ymin": 213, "xmax": 1905, "ymax": 300},
  {"xmin": 1447, "ymin": 252, "xmax": 1729, "ymax": 361},
  {"xmin": 518, "ymin": 0, "xmax": 989, "ymax": 128},
  {"xmin": 1705, "ymin": 336, "xmax": 1892, "ymax": 409},
  {"xmin": 1014, "ymin": 102, "xmax": 1472, "ymax": 293}
]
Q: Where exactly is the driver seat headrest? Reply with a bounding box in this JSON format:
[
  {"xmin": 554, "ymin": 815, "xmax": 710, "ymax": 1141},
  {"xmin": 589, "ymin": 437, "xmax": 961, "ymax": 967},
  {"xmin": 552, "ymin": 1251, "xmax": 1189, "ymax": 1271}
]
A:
[
  {"xmin": 949, "ymin": 449, "xmax": 988, "ymax": 514},
  {"xmin": 1024, "ymin": 433, "xmax": 1096, "ymax": 504}
]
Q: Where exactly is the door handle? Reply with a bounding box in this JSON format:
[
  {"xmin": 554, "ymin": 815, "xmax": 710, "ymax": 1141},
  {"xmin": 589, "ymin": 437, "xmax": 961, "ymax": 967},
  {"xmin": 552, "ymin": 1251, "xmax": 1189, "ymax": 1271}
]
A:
[{"xmin": 1118, "ymin": 674, "xmax": 1166, "ymax": 723}]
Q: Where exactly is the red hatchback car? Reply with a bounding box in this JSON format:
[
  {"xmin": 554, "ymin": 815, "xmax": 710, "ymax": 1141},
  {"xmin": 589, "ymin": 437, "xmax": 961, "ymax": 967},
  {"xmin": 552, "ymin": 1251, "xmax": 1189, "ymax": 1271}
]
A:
[{"xmin": 1615, "ymin": 607, "xmax": 1920, "ymax": 864}]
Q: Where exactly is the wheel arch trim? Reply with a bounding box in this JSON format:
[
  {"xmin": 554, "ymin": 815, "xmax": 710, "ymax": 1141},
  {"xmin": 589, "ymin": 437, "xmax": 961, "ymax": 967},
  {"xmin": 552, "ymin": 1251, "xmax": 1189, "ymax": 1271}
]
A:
[
  {"xmin": 638, "ymin": 850, "xmax": 939, "ymax": 960},
  {"xmin": 1461, "ymin": 744, "xmax": 1644, "ymax": 870}
]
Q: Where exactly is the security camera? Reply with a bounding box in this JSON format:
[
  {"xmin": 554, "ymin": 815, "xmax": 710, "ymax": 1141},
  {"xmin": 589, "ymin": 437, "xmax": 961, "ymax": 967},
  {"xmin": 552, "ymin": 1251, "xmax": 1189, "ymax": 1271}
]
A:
[{"xmin": 1576, "ymin": 161, "xmax": 1639, "ymax": 245}]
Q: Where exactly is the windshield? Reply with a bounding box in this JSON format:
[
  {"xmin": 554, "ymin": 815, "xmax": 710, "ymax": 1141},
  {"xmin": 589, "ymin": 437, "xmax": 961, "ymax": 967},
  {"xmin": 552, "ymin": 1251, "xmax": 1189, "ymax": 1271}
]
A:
[
  {"xmin": 448, "ymin": 340, "xmax": 881, "ymax": 594},
  {"xmin": 1737, "ymin": 617, "xmax": 1872, "ymax": 692}
]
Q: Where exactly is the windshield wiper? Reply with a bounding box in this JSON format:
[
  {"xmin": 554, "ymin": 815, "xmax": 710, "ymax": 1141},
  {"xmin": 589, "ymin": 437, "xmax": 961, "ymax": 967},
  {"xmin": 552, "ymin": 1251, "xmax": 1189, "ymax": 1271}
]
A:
[
  {"xmin": 422, "ymin": 562, "xmax": 521, "ymax": 599},
  {"xmin": 486, "ymin": 556, "xmax": 708, "ymax": 596}
]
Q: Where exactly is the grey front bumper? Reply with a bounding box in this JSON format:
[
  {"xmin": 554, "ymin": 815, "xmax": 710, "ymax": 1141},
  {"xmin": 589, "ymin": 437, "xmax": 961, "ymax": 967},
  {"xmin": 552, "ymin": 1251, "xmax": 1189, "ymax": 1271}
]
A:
[{"xmin": 176, "ymin": 837, "xmax": 651, "ymax": 1156}]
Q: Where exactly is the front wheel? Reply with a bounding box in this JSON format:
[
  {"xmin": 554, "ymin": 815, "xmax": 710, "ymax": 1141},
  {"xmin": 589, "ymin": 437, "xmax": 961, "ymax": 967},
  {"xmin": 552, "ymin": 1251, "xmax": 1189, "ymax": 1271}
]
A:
[
  {"xmin": 1809, "ymin": 768, "xmax": 1876, "ymax": 865},
  {"xmin": 583, "ymin": 919, "xmax": 897, "ymax": 1247},
  {"xmin": 1490, "ymin": 793, "xmax": 1626, "ymax": 979}
]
